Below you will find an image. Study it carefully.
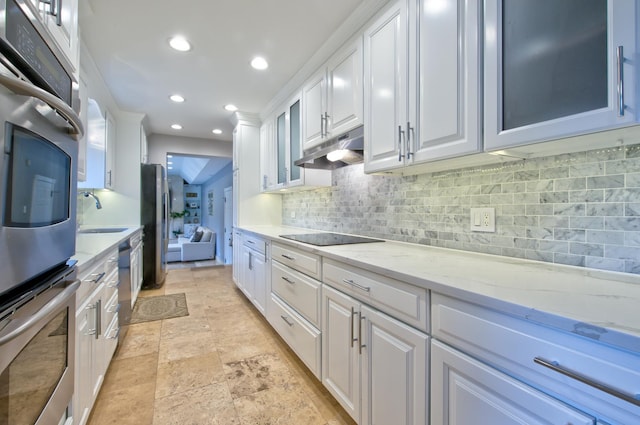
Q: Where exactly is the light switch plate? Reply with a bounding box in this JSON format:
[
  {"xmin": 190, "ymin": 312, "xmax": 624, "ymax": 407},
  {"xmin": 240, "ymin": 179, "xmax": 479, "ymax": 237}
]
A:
[{"xmin": 470, "ymin": 207, "xmax": 496, "ymax": 232}]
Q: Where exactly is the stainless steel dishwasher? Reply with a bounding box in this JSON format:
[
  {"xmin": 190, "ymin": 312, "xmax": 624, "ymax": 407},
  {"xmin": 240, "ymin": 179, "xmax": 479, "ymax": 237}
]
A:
[{"xmin": 118, "ymin": 238, "xmax": 132, "ymax": 343}]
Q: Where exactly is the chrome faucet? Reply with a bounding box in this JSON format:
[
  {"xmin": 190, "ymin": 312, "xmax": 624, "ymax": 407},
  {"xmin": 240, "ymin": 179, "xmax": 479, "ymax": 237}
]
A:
[{"xmin": 80, "ymin": 191, "xmax": 103, "ymax": 209}]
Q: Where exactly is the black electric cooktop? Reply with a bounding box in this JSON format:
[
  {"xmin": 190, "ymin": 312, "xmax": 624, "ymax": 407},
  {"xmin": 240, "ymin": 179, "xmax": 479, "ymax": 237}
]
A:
[{"xmin": 279, "ymin": 232, "xmax": 384, "ymax": 246}]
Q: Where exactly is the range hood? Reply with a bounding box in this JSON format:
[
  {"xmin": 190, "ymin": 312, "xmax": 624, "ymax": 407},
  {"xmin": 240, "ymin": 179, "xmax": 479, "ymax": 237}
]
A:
[{"xmin": 294, "ymin": 125, "xmax": 363, "ymax": 170}]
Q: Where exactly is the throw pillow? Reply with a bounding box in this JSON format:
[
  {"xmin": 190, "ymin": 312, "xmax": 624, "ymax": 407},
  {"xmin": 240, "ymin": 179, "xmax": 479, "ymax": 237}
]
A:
[
  {"xmin": 191, "ymin": 230, "xmax": 203, "ymax": 242},
  {"xmin": 201, "ymin": 230, "xmax": 212, "ymax": 242}
]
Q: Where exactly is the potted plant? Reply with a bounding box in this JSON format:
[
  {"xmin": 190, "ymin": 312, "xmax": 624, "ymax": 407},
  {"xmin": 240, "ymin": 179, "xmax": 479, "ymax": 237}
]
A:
[{"xmin": 169, "ymin": 210, "xmax": 188, "ymax": 238}]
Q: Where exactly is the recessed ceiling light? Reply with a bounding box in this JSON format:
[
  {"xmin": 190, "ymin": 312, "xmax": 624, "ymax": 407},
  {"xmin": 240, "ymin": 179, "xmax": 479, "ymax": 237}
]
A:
[
  {"xmin": 170, "ymin": 94, "xmax": 185, "ymax": 103},
  {"xmin": 171, "ymin": 124, "xmax": 183, "ymax": 130},
  {"xmin": 167, "ymin": 154, "xmax": 173, "ymax": 158},
  {"xmin": 251, "ymin": 56, "xmax": 268, "ymax": 70},
  {"xmin": 212, "ymin": 129, "xmax": 222, "ymax": 135},
  {"xmin": 224, "ymin": 104, "xmax": 238, "ymax": 112},
  {"xmin": 169, "ymin": 36, "xmax": 191, "ymax": 52}
]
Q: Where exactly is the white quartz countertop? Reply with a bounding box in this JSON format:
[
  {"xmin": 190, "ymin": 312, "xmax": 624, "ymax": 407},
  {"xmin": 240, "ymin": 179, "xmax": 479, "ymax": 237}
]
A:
[
  {"xmin": 73, "ymin": 226, "xmax": 142, "ymax": 272},
  {"xmin": 239, "ymin": 225, "xmax": 640, "ymax": 354}
]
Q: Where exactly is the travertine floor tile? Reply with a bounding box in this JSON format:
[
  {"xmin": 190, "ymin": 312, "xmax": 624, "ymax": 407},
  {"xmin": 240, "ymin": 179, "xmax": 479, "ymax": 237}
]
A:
[
  {"xmin": 232, "ymin": 383, "xmax": 326, "ymax": 425},
  {"xmin": 89, "ymin": 382, "xmax": 155, "ymax": 425},
  {"xmin": 114, "ymin": 321, "xmax": 161, "ymax": 360},
  {"xmin": 223, "ymin": 352, "xmax": 297, "ymax": 398},
  {"xmin": 158, "ymin": 332, "xmax": 216, "ymax": 363},
  {"xmin": 89, "ymin": 266, "xmax": 354, "ymax": 425},
  {"xmin": 153, "ymin": 382, "xmax": 240, "ymax": 425},
  {"xmin": 155, "ymin": 352, "xmax": 225, "ymax": 399}
]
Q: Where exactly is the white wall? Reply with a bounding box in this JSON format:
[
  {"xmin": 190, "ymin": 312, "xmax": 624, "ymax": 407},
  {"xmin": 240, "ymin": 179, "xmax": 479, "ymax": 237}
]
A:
[
  {"xmin": 201, "ymin": 163, "xmax": 233, "ymax": 261},
  {"xmin": 78, "ymin": 41, "xmax": 145, "ymax": 226},
  {"xmin": 148, "ymin": 133, "xmax": 233, "ymax": 166}
]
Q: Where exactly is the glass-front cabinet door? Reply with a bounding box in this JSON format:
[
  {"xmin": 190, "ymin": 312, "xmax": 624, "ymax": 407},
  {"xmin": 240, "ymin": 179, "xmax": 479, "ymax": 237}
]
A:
[
  {"xmin": 273, "ymin": 93, "xmax": 304, "ymax": 189},
  {"xmin": 484, "ymin": 0, "xmax": 637, "ymax": 150}
]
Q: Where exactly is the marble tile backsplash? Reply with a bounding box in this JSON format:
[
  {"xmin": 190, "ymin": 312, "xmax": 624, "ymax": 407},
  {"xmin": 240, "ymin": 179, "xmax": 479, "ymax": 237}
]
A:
[{"xmin": 282, "ymin": 144, "xmax": 640, "ymax": 275}]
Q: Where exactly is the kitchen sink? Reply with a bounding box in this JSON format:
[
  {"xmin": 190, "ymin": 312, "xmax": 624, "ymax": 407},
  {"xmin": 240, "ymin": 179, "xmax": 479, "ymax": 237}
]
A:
[{"xmin": 78, "ymin": 227, "xmax": 128, "ymax": 234}]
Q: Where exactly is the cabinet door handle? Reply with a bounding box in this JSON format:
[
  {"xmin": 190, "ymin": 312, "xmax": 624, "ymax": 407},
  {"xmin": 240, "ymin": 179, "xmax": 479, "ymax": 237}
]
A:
[
  {"xmin": 282, "ymin": 276, "xmax": 295, "ymax": 285},
  {"xmin": 248, "ymin": 252, "xmax": 252, "ymax": 270},
  {"xmin": 397, "ymin": 125, "xmax": 405, "ymax": 161},
  {"xmin": 281, "ymin": 254, "xmax": 295, "ymax": 261},
  {"xmin": 280, "ymin": 315, "xmax": 294, "ymax": 327},
  {"xmin": 343, "ymin": 278, "xmax": 370, "ymax": 292},
  {"xmin": 533, "ymin": 357, "xmax": 640, "ymax": 407},
  {"xmin": 406, "ymin": 122, "xmax": 414, "ymax": 160},
  {"xmin": 350, "ymin": 307, "xmax": 357, "ymax": 348},
  {"xmin": 320, "ymin": 114, "xmax": 325, "ymax": 138},
  {"xmin": 324, "ymin": 112, "xmax": 330, "ymax": 138},
  {"xmin": 95, "ymin": 299, "xmax": 102, "ymax": 339},
  {"xmin": 617, "ymin": 46, "xmax": 625, "ymax": 117},
  {"xmin": 358, "ymin": 312, "xmax": 365, "ymax": 354}
]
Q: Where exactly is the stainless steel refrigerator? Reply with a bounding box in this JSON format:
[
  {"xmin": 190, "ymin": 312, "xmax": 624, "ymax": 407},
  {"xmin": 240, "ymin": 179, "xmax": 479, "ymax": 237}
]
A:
[{"xmin": 141, "ymin": 163, "xmax": 169, "ymax": 288}]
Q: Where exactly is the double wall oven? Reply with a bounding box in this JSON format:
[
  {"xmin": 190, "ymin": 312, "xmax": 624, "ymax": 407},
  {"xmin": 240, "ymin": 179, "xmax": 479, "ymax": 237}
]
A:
[{"xmin": 0, "ymin": 0, "xmax": 83, "ymax": 424}]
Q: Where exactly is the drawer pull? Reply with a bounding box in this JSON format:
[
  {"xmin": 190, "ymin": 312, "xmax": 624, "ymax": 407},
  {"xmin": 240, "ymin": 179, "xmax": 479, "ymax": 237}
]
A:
[
  {"xmin": 246, "ymin": 240, "xmax": 255, "ymax": 244},
  {"xmin": 281, "ymin": 254, "xmax": 295, "ymax": 261},
  {"xmin": 86, "ymin": 272, "xmax": 106, "ymax": 284},
  {"xmin": 533, "ymin": 357, "xmax": 640, "ymax": 407},
  {"xmin": 343, "ymin": 279, "xmax": 370, "ymax": 292},
  {"xmin": 280, "ymin": 315, "xmax": 295, "ymax": 327},
  {"xmin": 282, "ymin": 276, "xmax": 295, "ymax": 285}
]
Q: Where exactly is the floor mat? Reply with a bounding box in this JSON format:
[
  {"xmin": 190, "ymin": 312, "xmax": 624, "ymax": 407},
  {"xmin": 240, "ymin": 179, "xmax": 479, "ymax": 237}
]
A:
[{"xmin": 130, "ymin": 293, "xmax": 189, "ymax": 324}]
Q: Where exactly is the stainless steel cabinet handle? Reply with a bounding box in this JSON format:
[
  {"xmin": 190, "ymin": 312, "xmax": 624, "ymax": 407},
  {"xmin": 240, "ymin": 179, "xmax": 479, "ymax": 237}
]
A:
[
  {"xmin": 350, "ymin": 307, "xmax": 357, "ymax": 348},
  {"xmin": 397, "ymin": 125, "xmax": 405, "ymax": 161},
  {"xmin": 0, "ymin": 73, "xmax": 84, "ymax": 138},
  {"xmin": 280, "ymin": 315, "xmax": 294, "ymax": 327},
  {"xmin": 95, "ymin": 299, "xmax": 102, "ymax": 339},
  {"xmin": 281, "ymin": 254, "xmax": 295, "ymax": 261},
  {"xmin": 342, "ymin": 278, "xmax": 370, "ymax": 292},
  {"xmin": 246, "ymin": 240, "xmax": 255, "ymax": 245},
  {"xmin": 324, "ymin": 112, "xmax": 330, "ymax": 138},
  {"xmin": 617, "ymin": 46, "xmax": 625, "ymax": 117},
  {"xmin": 406, "ymin": 122, "xmax": 414, "ymax": 159},
  {"xmin": 534, "ymin": 357, "xmax": 640, "ymax": 407},
  {"xmin": 282, "ymin": 276, "xmax": 295, "ymax": 285},
  {"xmin": 359, "ymin": 312, "xmax": 365, "ymax": 354},
  {"xmin": 320, "ymin": 114, "xmax": 325, "ymax": 138},
  {"xmin": 85, "ymin": 271, "xmax": 106, "ymax": 284},
  {"xmin": 248, "ymin": 252, "xmax": 252, "ymax": 270}
]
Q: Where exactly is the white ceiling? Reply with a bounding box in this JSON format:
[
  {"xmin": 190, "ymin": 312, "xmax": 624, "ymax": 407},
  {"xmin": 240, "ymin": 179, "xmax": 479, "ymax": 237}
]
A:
[
  {"xmin": 79, "ymin": 0, "xmax": 365, "ymax": 142},
  {"xmin": 167, "ymin": 154, "xmax": 231, "ymax": 185}
]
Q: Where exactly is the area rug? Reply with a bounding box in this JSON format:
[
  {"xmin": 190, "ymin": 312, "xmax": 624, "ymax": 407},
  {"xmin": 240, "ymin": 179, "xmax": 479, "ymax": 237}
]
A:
[{"xmin": 130, "ymin": 293, "xmax": 189, "ymax": 324}]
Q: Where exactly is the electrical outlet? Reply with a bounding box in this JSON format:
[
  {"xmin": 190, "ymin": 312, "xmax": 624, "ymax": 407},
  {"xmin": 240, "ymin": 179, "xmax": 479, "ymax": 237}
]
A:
[{"xmin": 470, "ymin": 207, "xmax": 496, "ymax": 233}]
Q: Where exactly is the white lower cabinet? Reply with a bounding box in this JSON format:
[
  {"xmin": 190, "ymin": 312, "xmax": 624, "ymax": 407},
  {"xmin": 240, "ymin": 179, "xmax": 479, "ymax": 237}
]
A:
[
  {"xmin": 238, "ymin": 234, "xmax": 268, "ymax": 315},
  {"xmin": 431, "ymin": 340, "xmax": 594, "ymax": 425},
  {"xmin": 322, "ymin": 284, "xmax": 428, "ymax": 424},
  {"xmin": 74, "ymin": 249, "xmax": 120, "ymax": 425}
]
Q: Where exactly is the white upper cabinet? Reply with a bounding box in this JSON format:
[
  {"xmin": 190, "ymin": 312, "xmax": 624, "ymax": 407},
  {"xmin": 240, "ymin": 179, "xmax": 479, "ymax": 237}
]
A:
[
  {"xmin": 363, "ymin": 0, "xmax": 409, "ymax": 173},
  {"xmin": 411, "ymin": 0, "xmax": 482, "ymax": 162},
  {"xmin": 259, "ymin": 116, "xmax": 276, "ymax": 191},
  {"xmin": 302, "ymin": 37, "xmax": 364, "ymax": 150},
  {"xmin": 32, "ymin": 0, "xmax": 79, "ymax": 73},
  {"xmin": 364, "ymin": 0, "xmax": 482, "ymax": 173},
  {"xmin": 484, "ymin": 0, "xmax": 637, "ymax": 151}
]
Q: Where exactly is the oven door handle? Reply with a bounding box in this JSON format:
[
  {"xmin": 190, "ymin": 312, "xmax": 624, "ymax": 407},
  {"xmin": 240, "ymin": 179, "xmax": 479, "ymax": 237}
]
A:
[
  {"xmin": 0, "ymin": 73, "xmax": 84, "ymax": 139},
  {"xmin": 0, "ymin": 280, "xmax": 80, "ymax": 345}
]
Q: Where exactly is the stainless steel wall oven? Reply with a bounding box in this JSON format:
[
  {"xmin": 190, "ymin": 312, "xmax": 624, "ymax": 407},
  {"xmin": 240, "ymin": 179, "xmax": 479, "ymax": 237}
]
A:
[{"xmin": 0, "ymin": 0, "xmax": 83, "ymax": 424}]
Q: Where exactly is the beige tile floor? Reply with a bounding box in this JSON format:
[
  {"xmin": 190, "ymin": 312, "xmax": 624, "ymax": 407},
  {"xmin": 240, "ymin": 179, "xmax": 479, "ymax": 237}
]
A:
[{"xmin": 87, "ymin": 266, "xmax": 355, "ymax": 425}]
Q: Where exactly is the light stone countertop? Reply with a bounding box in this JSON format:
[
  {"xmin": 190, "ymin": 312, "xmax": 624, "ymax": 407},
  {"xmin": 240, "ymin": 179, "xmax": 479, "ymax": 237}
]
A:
[
  {"xmin": 73, "ymin": 226, "xmax": 143, "ymax": 274},
  {"xmin": 239, "ymin": 225, "xmax": 640, "ymax": 354}
]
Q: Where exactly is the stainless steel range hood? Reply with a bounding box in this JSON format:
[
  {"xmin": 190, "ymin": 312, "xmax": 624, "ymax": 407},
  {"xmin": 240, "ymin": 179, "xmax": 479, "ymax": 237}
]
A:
[{"xmin": 294, "ymin": 125, "xmax": 363, "ymax": 170}]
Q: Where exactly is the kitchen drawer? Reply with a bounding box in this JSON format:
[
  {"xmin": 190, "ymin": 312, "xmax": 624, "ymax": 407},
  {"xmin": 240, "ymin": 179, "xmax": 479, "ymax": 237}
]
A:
[
  {"xmin": 77, "ymin": 248, "xmax": 118, "ymax": 303},
  {"xmin": 432, "ymin": 293, "xmax": 640, "ymax": 424},
  {"xmin": 271, "ymin": 261, "xmax": 321, "ymax": 327},
  {"xmin": 272, "ymin": 242, "xmax": 321, "ymax": 280},
  {"xmin": 323, "ymin": 258, "xmax": 428, "ymax": 332},
  {"xmin": 103, "ymin": 313, "xmax": 119, "ymax": 363},
  {"xmin": 268, "ymin": 293, "xmax": 321, "ymax": 379},
  {"xmin": 243, "ymin": 233, "xmax": 266, "ymax": 255}
]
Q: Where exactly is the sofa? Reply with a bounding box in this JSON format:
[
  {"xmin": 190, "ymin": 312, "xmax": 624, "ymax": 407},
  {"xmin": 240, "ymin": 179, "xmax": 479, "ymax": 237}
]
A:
[{"xmin": 167, "ymin": 226, "xmax": 216, "ymax": 262}]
